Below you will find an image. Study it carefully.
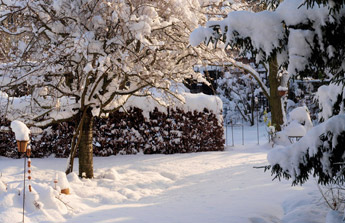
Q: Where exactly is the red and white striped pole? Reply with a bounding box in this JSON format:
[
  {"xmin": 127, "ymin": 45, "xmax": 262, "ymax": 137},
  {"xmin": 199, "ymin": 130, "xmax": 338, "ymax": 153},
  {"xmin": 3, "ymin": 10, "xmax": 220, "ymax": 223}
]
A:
[{"xmin": 27, "ymin": 145, "xmax": 32, "ymax": 193}]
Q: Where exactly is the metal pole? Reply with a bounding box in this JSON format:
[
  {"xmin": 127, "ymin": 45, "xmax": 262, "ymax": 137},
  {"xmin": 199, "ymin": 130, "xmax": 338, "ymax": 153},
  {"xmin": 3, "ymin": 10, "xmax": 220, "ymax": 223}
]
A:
[
  {"xmin": 231, "ymin": 120, "xmax": 234, "ymax": 147},
  {"xmin": 257, "ymin": 105, "xmax": 259, "ymax": 145},
  {"xmin": 242, "ymin": 118, "xmax": 244, "ymax": 145},
  {"xmin": 225, "ymin": 124, "xmax": 228, "ymax": 146},
  {"xmin": 22, "ymin": 155, "xmax": 26, "ymax": 223}
]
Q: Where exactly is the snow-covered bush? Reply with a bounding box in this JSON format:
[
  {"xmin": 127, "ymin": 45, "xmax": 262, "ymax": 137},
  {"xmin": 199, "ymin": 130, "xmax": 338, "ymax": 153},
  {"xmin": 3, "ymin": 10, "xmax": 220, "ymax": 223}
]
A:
[{"xmin": 273, "ymin": 106, "xmax": 313, "ymax": 145}]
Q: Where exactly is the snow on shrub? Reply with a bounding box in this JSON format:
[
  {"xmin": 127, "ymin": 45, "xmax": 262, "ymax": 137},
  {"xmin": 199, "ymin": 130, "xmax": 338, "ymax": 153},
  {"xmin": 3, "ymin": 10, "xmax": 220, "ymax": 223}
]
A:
[
  {"xmin": 315, "ymin": 83, "xmax": 345, "ymax": 122},
  {"xmin": 273, "ymin": 106, "xmax": 313, "ymax": 146},
  {"xmin": 288, "ymin": 106, "xmax": 313, "ymax": 131}
]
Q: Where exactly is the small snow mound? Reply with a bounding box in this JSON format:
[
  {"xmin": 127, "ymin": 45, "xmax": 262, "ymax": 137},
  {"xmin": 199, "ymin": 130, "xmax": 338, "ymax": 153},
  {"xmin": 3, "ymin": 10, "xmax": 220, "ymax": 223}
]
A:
[
  {"xmin": 24, "ymin": 186, "xmax": 43, "ymax": 212},
  {"xmin": 119, "ymin": 188, "xmax": 141, "ymax": 200},
  {"xmin": 33, "ymin": 183, "xmax": 67, "ymax": 213},
  {"xmin": 10, "ymin": 120, "xmax": 30, "ymax": 141},
  {"xmin": 288, "ymin": 106, "xmax": 313, "ymax": 130},
  {"xmin": 67, "ymin": 172, "xmax": 81, "ymax": 184},
  {"xmin": 281, "ymin": 191, "xmax": 327, "ymax": 223},
  {"xmin": 284, "ymin": 120, "xmax": 307, "ymax": 137},
  {"xmin": 0, "ymin": 181, "xmax": 6, "ymax": 194},
  {"xmin": 102, "ymin": 169, "xmax": 121, "ymax": 180},
  {"xmin": 273, "ymin": 132, "xmax": 290, "ymax": 146},
  {"xmin": 326, "ymin": 210, "xmax": 343, "ymax": 223},
  {"xmin": 274, "ymin": 106, "xmax": 313, "ymax": 146}
]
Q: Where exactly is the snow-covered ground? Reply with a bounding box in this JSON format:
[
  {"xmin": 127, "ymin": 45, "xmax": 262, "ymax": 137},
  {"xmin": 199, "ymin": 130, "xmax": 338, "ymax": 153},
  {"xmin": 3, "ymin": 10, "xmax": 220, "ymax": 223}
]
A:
[{"xmin": 0, "ymin": 125, "xmax": 335, "ymax": 223}]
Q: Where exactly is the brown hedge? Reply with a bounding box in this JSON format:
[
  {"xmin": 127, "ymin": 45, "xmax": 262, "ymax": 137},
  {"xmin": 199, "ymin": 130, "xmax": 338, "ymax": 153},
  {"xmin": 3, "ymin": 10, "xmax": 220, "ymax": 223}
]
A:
[{"xmin": 0, "ymin": 107, "xmax": 224, "ymax": 158}]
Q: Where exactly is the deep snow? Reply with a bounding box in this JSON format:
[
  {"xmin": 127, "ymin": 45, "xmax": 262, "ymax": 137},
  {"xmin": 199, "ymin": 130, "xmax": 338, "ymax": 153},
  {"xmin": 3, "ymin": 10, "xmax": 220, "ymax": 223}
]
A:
[{"xmin": 0, "ymin": 125, "xmax": 333, "ymax": 223}]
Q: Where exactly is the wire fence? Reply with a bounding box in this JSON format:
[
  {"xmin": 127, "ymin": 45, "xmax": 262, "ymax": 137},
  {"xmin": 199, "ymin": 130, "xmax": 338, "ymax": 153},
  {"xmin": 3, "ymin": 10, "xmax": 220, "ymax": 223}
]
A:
[{"xmin": 225, "ymin": 119, "xmax": 261, "ymax": 147}]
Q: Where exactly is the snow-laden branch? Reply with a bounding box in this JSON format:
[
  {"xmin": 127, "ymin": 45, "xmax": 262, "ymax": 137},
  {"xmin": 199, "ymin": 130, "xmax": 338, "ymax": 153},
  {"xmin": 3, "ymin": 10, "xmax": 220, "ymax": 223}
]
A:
[
  {"xmin": 190, "ymin": 0, "xmax": 344, "ymax": 79},
  {"xmin": 227, "ymin": 58, "xmax": 270, "ymax": 99},
  {"xmin": 268, "ymin": 114, "xmax": 345, "ymax": 185},
  {"xmin": 1, "ymin": 0, "xmax": 228, "ymax": 125}
]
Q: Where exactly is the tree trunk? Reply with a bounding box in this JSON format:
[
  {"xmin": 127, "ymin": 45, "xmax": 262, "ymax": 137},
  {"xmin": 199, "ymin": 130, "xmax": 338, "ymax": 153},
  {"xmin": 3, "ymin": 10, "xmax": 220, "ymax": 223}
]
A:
[
  {"xmin": 78, "ymin": 108, "xmax": 94, "ymax": 178},
  {"xmin": 268, "ymin": 56, "xmax": 284, "ymax": 131},
  {"xmin": 250, "ymin": 85, "xmax": 255, "ymax": 126}
]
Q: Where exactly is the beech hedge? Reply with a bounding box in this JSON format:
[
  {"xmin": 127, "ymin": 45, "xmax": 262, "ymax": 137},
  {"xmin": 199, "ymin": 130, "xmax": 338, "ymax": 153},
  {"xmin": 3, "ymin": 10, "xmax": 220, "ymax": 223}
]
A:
[{"xmin": 0, "ymin": 107, "xmax": 224, "ymax": 158}]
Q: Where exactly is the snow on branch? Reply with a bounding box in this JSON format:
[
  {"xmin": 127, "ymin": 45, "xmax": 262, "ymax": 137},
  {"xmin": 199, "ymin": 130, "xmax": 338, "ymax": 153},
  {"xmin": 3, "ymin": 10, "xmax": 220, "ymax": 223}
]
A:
[
  {"xmin": 1, "ymin": 0, "xmax": 221, "ymax": 126},
  {"xmin": 190, "ymin": 0, "xmax": 343, "ymax": 78},
  {"xmin": 226, "ymin": 58, "xmax": 270, "ymax": 99}
]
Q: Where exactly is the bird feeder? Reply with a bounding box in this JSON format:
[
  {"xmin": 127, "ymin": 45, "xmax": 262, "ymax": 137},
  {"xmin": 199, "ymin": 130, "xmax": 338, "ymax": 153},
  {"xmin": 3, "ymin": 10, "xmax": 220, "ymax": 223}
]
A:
[
  {"xmin": 61, "ymin": 188, "xmax": 70, "ymax": 195},
  {"xmin": 278, "ymin": 90, "xmax": 287, "ymax": 97},
  {"xmin": 17, "ymin": 140, "xmax": 29, "ymax": 153}
]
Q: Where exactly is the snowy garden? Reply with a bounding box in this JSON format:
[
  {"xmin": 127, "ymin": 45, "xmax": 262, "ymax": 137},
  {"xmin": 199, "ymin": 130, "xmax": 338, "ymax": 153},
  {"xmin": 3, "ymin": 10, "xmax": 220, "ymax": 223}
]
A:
[{"xmin": 1, "ymin": 0, "xmax": 345, "ymax": 222}]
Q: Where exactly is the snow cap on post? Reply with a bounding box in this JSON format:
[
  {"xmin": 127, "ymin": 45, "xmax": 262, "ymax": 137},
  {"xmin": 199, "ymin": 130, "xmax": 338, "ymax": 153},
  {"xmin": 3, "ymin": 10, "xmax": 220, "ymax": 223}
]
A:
[
  {"xmin": 10, "ymin": 120, "xmax": 30, "ymax": 141},
  {"xmin": 57, "ymin": 172, "xmax": 70, "ymax": 195}
]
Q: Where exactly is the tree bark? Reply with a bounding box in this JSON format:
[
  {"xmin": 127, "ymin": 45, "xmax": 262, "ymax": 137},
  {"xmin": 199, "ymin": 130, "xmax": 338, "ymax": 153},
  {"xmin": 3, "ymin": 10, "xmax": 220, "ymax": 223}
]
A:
[
  {"xmin": 78, "ymin": 107, "xmax": 94, "ymax": 178},
  {"xmin": 268, "ymin": 55, "xmax": 284, "ymax": 131},
  {"xmin": 65, "ymin": 109, "xmax": 87, "ymax": 175},
  {"xmin": 250, "ymin": 85, "xmax": 255, "ymax": 126}
]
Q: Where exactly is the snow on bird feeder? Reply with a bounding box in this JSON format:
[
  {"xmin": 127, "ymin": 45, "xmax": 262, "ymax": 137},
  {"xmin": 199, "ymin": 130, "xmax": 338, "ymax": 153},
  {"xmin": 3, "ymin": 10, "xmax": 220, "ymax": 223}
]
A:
[
  {"xmin": 56, "ymin": 172, "xmax": 70, "ymax": 195},
  {"xmin": 10, "ymin": 120, "xmax": 30, "ymax": 153},
  {"xmin": 278, "ymin": 86, "xmax": 288, "ymax": 97}
]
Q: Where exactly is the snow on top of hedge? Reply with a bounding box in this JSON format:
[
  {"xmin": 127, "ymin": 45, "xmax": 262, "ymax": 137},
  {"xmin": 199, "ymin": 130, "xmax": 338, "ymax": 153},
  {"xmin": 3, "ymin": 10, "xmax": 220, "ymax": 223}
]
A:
[
  {"xmin": 124, "ymin": 92, "xmax": 223, "ymax": 121},
  {"xmin": 1, "ymin": 90, "xmax": 223, "ymax": 123}
]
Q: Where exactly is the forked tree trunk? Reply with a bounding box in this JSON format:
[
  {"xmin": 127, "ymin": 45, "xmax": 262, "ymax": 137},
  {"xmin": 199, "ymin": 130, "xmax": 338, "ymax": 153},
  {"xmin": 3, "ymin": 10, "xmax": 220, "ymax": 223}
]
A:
[
  {"xmin": 65, "ymin": 109, "xmax": 88, "ymax": 175},
  {"xmin": 250, "ymin": 85, "xmax": 255, "ymax": 126},
  {"xmin": 268, "ymin": 55, "xmax": 284, "ymax": 131},
  {"xmin": 78, "ymin": 108, "xmax": 94, "ymax": 178}
]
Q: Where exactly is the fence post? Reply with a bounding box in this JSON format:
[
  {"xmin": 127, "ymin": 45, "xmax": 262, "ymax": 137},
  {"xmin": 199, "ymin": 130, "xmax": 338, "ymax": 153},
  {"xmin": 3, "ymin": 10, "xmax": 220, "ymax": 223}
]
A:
[
  {"xmin": 225, "ymin": 124, "xmax": 228, "ymax": 146},
  {"xmin": 242, "ymin": 118, "xmax": 244, "ymax": 145},
  {"xmin": 255, "ymin": 97, "xmax": 259, "ymax": 145},
  {"xmin": 231, "ymin": 120, "xmax": 234, "ymax": 147}
]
